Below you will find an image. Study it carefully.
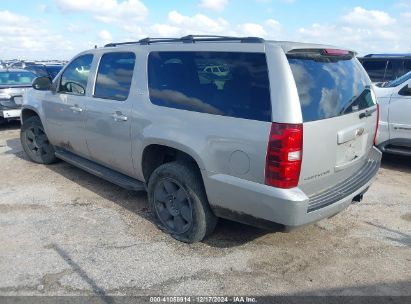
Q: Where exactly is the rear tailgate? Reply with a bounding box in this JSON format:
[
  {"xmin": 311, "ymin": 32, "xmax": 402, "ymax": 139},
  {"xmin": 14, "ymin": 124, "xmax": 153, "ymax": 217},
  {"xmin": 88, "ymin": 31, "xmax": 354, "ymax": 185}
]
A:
[{"xmin": 287, "ymin": 49, "xmax": 378, "ymax": 196}]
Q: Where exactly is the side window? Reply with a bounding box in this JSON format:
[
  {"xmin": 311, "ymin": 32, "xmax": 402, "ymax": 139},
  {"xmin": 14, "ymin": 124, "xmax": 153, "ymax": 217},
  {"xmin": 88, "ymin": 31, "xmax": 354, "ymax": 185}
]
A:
[
  {"xmin": 404, "ymin": 60, "xmax": 411, "ymax": 74},
  {"xmin": 361, "ymin": 60, "xmax": 387, "ymax": 82},
  {"xmin": 384, "ymin": 60, "xmax": 395, "ymax": 82},
  {"xmin": 59, "ymin": 54, "xmax": 93, "ymax": 95},
  {"xmin": 94, "ymin": 52, "xmax": 136, "ymax": 101},
  {"xmin": 147, "ymin": 51, "xmax": 271, "ymax": 122}
]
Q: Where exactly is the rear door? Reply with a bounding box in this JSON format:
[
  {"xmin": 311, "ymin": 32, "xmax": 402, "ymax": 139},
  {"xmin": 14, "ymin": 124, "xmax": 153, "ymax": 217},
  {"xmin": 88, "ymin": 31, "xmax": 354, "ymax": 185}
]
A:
[
  {"xmin": 287, "ymin": 50, "xmax": 378, "ymax": 195},
  {"xmin": 83, "ymin": 52, "xmax": 136, "ymax": 177}
]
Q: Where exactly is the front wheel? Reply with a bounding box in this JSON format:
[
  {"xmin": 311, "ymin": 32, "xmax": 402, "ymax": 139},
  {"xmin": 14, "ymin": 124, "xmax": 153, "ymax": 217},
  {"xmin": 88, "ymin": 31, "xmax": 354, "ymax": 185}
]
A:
[
  {"xmin": 20, "ymin": 116, "xmax": 57, "ymax": 164},
  {"xmin": 148, "ymin": 162, "xmax": 217, "ymax": 243}
]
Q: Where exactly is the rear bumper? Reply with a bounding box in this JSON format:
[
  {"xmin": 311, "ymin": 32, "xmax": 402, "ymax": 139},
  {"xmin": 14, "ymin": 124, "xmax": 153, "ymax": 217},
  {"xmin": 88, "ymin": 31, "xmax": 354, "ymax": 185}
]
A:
[{"xmin": 203, "ymin": 147, "xmax": 382, "ymax": 229}]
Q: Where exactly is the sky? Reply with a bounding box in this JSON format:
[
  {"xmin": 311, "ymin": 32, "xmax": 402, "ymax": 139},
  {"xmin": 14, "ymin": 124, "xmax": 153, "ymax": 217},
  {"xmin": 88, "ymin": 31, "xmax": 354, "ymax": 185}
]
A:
[{"xmin": 1, "ymin": 0, "xmax": 411, "ymax": 60}]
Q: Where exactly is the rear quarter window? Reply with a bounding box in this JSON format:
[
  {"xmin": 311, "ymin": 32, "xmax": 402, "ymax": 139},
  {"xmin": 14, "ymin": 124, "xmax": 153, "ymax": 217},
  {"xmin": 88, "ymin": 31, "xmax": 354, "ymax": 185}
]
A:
[
  {"xmin": 288, "ymin": 56, "xmax": 374, "ymax": 122},
  {"xmin": 147, "ymin": 51, "xmax": 271, "ymax": 122}
]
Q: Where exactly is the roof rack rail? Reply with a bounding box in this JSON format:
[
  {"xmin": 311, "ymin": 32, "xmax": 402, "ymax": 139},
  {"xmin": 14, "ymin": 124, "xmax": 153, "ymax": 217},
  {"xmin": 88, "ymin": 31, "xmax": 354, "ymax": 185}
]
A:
[
  {"xmin": 104, "ymin": 35, "xmax": 264, "ymax": 47},
  {"xmin": 178, "ymin": 35, "xmax": 264, "ymax": 43},
  {"xmin": 364, "ymin": 53, "xmax": 411, "ymax": 58}
]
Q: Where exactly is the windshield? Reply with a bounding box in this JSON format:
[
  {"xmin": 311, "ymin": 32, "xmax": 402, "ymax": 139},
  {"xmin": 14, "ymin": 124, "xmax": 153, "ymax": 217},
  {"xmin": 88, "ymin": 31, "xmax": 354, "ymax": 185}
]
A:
[
  {"xmin": 0, "ymin": 71, "xmax": 37, "ymax": 85},
  {"xmin": 385, "ymin": 71, "xmax": 411, "ymax": 87},
  {"xmin": 287, "ymin": 55, "xmax": 374, "ymax": 122}
]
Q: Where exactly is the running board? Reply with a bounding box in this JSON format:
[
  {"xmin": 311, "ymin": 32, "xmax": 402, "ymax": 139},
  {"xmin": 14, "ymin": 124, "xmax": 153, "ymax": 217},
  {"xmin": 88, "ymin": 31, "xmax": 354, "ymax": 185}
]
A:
[
  {"xmin": 55, "ymin": 150, "xmax": 146, "ymax": 191},
  {"xmin": 384, "ymin": 146, "xmax": 411, "ymax": 157}
]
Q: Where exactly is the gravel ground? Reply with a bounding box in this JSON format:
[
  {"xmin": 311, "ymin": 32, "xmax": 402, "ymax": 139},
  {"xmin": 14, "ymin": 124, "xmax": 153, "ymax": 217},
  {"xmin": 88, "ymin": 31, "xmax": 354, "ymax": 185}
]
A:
[{"xmin": 0, "ymin": 121, "xmax": 410, "ymax": 296}]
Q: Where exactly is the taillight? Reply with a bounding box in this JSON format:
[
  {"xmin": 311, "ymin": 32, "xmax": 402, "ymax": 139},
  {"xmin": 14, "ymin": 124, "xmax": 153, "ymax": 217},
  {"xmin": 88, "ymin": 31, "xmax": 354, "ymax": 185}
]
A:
[
  {"xmin": 373, "ymin": 103, "xmax": 380, "ymax": 145},
  {"xmin": 322, "ymin": 49, "xmax": 350, "ymax": 56},
  {"xmin": 265, "ymin": 123, "xmax": 303, "ymax": 189}
]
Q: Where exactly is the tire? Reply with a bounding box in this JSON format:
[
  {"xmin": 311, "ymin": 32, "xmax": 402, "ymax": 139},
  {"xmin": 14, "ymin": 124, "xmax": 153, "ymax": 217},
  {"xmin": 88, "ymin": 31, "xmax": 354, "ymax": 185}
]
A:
[
  {"xmin": 20, "ymin": 116, "xmax": 57, "ymax": 164},
  {"xmin": 148, "ymin": 161, "xmax": 217, "ymax": 243}
]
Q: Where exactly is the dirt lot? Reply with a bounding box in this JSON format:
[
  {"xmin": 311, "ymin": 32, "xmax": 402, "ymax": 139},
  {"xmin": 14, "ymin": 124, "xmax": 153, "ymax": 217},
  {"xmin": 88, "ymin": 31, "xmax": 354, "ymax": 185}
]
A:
[{"xmin": 0, "ymin": 121, "xmax": 410, "ymax": 296}]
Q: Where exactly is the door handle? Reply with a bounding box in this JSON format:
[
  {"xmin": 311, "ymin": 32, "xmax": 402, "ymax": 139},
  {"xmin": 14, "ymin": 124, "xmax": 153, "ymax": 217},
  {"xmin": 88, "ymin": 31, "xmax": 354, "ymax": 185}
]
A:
[
  {"xmin": 70, "ymin": 105, "xmax": 83, "ymax": 113},
  {"xmin": 359, "ymin": 108, "xmax": 376, "ymax": 119},
  {"xmin": 111, "ymin": 111, "xmax": 127, "ymax": 122}
]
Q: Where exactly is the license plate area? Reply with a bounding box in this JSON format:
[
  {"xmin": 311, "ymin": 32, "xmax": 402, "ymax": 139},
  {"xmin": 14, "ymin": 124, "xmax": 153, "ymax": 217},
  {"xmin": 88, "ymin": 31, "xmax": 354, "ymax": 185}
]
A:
[
  {"xmin": 2, "ymin": 109, "xmax": 21, "ymax": 118},
  {"xmin": 335, "ymin": 134, "xmax": 367, "ymax": 170}
]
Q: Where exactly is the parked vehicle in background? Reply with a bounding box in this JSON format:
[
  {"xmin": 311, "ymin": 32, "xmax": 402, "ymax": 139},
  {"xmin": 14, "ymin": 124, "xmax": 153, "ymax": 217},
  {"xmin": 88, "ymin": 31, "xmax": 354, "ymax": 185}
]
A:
[
  {"xmin": 7, "ymin": 60, "xmax": 65, "ymax": 80},
  {"xmin": 358, "ymin": 54, "xmax": 411, "ymax": 83},
  {"xmin": 8, "ymin": 61, "xmax": 37, "ymax": 69},
  {"xmin": 374, "ymin": 71, "xmax": 411, "ymax": 156},
  {"xmin": 20, "ymin": 36, "xmax": 381, "ymax": 243},
  {"xmin": 200, "ymin": 64, "xmax": 231, "ymax": 89},
  {"xmin": 203, "ymin": 65, "xmax": 230, "ymax": 77},
  {"xmin": 0, "ymin": 69, "xmax": 37, "ymax": 124},
  {"xmin": 24, "ymin": 64, "xmax": 64, "ymax": 80}
]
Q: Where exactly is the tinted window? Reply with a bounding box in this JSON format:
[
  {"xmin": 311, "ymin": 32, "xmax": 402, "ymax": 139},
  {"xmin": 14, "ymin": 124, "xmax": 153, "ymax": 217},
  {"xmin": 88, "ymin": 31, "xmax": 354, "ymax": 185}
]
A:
[
  {"xmin": 360, "ymin": 60, "xmax": 387, "ymax": 82},
  {"xmin": 386, "ymin": 71, "xmax": 411, "ymax": 87},
  {"xmin": 94, "ymin": 52, "xmax": 135, "ymax": 101},
  {"xmin": 288, "ymin": 56, "xmax": 374, "ymax": 122},
  {"xmin": 404, "ymin": 60, "xmax": 411, "ymax": 74},
  {"xmin": 45, "ymin": 65, "xmax": 63, "ymax": 79},
  {"xmin": 148, "ymin": 51, "xmax": 271, "ymax": 121},
  {"xmin": 384, "ymin": 61, "xmax": 395, "ymax": 81},
  {"xmin": 0, "ymin": 71, "xmax": 37, "ymax": 85},
  {"xmin": 59, "ymin": 54, "xmax": 93, "ymax": 95}
]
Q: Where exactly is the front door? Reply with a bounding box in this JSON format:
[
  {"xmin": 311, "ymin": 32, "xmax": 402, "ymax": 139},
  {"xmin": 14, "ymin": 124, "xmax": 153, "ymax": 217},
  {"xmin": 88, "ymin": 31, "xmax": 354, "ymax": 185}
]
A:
[
  {"xmin": 389, "ymin": 80, "xmax": 411, "ymax": 146},
  {"xmin": 84, "ymin": 52, "xmax": 136, "ymax": 177},
  {"xmin": 43, "ymin": 54, "xmax": 94, "ymax": 158}
]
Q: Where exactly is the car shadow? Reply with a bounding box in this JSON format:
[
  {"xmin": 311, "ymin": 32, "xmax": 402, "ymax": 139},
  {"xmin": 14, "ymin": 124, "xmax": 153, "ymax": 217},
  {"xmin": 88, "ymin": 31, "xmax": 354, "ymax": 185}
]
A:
[
  {"xmin": 0, "ymin": 120, "xmax": 20, "ymax": 130},
  {"xmin": 5, "ymin": 137, "xmax": 278, "ymax": 247},
  {"xmin": 49, "ymin": 161, "xmax": 273, "ymax": 247},
  {"xmin": 381, "ymin": 153, "xmax": 411, "ymax": 174},
  {"xmin": 47, "ymin": 160, "xmax": 151, "ymax": 216},
  {"xmin": 204, "ymin": 219, "xmax": 276, "ymax": 248},
  {"xmin": 286, "ymin": 279, "xmax": 411, "ymax": 297},
  {"xmin": 4, "ymin": 137, "xmax": 27, "ymax": 159}
]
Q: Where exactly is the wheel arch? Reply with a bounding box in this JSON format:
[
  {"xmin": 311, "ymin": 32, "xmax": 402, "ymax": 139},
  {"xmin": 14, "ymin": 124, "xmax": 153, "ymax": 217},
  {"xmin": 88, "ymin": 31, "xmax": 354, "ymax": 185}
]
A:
[
  {"xmin": 141, "ymin": 143, "xmax": 205, "ymax": 183},
  {"xmin": 21, "ymin": 107, "xmax": 41, "ymax": 125}
]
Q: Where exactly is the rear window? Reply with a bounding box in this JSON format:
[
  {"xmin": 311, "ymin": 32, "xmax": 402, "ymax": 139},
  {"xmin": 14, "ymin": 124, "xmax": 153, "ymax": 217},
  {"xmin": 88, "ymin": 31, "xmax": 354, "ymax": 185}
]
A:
[
  {"xmin": 288, "ymin": 55, "xmax": 374, "ymax": 122},
  {"xmin": 0, "ymin": 71, "xmax": 37, "ymax": 85},
  {"xmin": 360, "ymin": 60, "xmax": 387, "ymax": 82},
  {"xmin": 148, "ymin": 51, "xmax": 271, "ymax": 122}
]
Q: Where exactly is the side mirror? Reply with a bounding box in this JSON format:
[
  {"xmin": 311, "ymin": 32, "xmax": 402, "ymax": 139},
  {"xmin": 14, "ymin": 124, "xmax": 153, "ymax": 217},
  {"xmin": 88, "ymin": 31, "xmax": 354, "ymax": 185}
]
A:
[
  {"xmin": 32, "ymin": 77, "xmax": 52, "ymax": 91},
  {"xmin": 398, "ymin": 84, "xmax": 411, "ymax": 96}
]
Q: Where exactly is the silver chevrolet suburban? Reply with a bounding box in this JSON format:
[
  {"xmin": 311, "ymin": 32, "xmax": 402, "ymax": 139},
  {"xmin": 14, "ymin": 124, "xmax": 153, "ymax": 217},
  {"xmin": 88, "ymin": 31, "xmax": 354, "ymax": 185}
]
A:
[{"xmin": 20, "ymin": 36, "xmax": 381, "ymax": 243}]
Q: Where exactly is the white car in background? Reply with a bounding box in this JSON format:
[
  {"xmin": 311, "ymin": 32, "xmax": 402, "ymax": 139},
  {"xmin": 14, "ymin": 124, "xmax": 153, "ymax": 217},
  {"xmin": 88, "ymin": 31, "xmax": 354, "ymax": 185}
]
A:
[{"xmin": 374, "ymin": 71, "xmax": 411, "ymax": 156}]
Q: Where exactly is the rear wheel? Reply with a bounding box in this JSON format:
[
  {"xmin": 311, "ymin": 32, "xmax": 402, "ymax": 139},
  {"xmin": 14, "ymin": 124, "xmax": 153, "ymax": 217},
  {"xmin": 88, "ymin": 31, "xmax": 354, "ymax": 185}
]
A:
[
  {"xmin": 20, "ymin": 116, "xmax": 57, "ymax": 164},
  {"xmin": 148, "ymin": 162, "xmax": 217, "ymax": 243}
]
